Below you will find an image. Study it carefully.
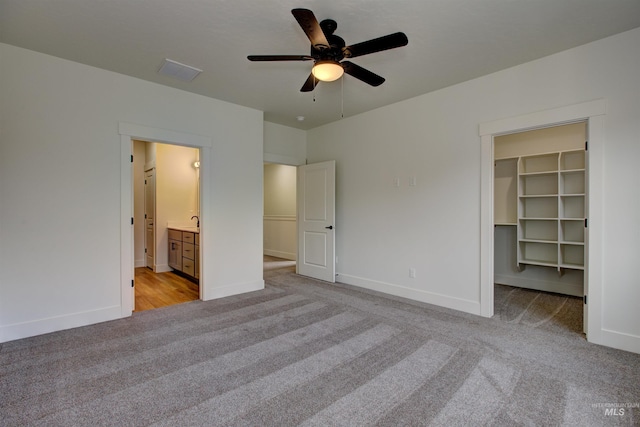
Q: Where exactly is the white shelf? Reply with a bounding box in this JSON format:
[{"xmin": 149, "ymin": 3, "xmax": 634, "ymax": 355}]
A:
[
  {"xmin": 516, "ymin": 150, "xmax": 586, "ymax": 272},
  {"xmin": 519, "ymin": 171, "xmax": 558, "ymax": 176},
  {"xmin": 559, "ymin": 263, "xmax": 585, "ymax": 271}
]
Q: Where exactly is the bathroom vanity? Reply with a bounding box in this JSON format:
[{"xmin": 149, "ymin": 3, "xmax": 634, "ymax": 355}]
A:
[{"xmin": 168, "ymin": 227, "xmax": 199, "ymax": 282}]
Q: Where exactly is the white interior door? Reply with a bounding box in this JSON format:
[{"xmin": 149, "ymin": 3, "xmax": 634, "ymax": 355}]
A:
[
  {"xmin": 297, "ymin": 160, "xmax": 336, "ymax": 282},
  {"xmin": 144, "ymin": 168, "xmax": 155, "ymax": 269}
]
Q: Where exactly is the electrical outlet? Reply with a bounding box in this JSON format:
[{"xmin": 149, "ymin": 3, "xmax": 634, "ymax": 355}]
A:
[{"xmin": 409, "ymin": 268, "xmax": 416, "ymax": 278}]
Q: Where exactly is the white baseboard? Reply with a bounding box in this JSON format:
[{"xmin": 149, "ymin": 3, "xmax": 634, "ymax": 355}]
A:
[
  {"xmin": 155, "ymin": 264, "xmax": 172, "ymax": 273},
  {"xmin": 598, "ymin": 329, "xmax": 640, "ymax": 355},
  {"xmin": 494, "ymin": 274, "xmax": 583, "ymax": 297},
  {"xmin": 336, "ymin": 273, "xmax": 481, "ymax": 315},
  {"xmin": 135, "ymin": 258, "xmax": 146, "ymax": 268},
  {"xmin": 264, "ymin": 249, "xmax": 296, "ymax": 260},
  {"xmin": 205, "ymin": 279, "xmax": 265, "ymax": 300},
  {"xmin": 0, "ymin": 305, "xmax": 123, "ymax": 343}
]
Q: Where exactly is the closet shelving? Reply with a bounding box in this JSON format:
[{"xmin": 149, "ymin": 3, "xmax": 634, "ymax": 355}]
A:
[{"xmin": 516, "ymin": 150, "xmax": 586, "ymax": 274}]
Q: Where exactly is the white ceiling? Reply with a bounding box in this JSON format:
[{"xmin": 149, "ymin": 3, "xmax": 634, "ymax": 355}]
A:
[{"xmin": 1, "ymin": 0, "xmax": 639, "ymax": 130}]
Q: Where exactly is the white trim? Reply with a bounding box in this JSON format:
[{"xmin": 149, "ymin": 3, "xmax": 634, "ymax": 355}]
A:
[
  {"xmin": 0, "ymin": 305, "xmax": 121, "ymax": 343},
  {"xmin": 479, "ymin": 99, "xmax": 607, "ymax": 136},
  {"xmin": 337, "ymin": 273, "xmax": 481, "ymax": 315},
  {"xmin": 479, "ymin": 100, "xmax": 606, "ymax": 348},
  {"xmin": 198, "ymin": 146, "xmax": 212, "ymax": 300},
  {"xmin": 119, "ymin": 122, "xmax": 212, "ymax": 147},
  {"xmin": 585, "ymin": 115, "xmax": 604, "ymax": 344},
  {"xmin": 264, "ymin": 153, "xmax": 305, "ymax": 166},
  {"xmin": 263, "ymin": 215, "xmax": 297, "ymax": 221},
  {"xmin": 120, "ymin": 135, "xmax": 134, "ymax": 316},
  {"xmin": 480, "ymin": 134, "xmax": 494, "ymax": 317},
  {"xmin": 600, "ymin": 329, "xmax": 640, "ymax": 355},
  {"xmin": 119, "ymin": 122, "xmax": 213, "ymax": 313}
]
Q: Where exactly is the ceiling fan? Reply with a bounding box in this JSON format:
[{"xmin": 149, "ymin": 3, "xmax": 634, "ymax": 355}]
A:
[{"xmin": 247, "ymin": 8, "xmax": 408, "ymax": 92}]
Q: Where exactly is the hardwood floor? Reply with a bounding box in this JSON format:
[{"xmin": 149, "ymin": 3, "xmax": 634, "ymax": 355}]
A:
[
  {"xmin": 135, "ymin": 257, "xmax": 295, "ymax": 312},
  {"xmin": 134, "ymin": 267, "xmax": 199, "ymax": 312}
]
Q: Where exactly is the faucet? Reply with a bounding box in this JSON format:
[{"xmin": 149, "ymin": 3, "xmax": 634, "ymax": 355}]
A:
[{"xmin": 191, "ymin": 215, "xmax": 200, "ymax": 228}]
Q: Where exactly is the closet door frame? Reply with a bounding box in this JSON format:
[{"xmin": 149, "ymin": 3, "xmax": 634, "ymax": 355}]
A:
[{"xmin": 479, "ymin": 99, "xmax": 605, "ymax": 344}]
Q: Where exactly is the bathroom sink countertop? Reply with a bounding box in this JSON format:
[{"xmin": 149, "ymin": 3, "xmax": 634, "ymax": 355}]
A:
[{"xmin": 168, "ymin": 226, "xmax": 200, "ymax": 233}]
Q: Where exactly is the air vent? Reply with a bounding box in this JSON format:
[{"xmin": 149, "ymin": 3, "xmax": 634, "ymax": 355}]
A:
[{"xmin": 158, "ymin": 59, "xmax": 202, "ymax": 82}]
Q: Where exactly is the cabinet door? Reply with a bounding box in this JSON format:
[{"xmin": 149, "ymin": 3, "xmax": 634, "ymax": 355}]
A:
[{"xmin": 168, "ymin": 240, "xmax": 182, "ymax": 270}]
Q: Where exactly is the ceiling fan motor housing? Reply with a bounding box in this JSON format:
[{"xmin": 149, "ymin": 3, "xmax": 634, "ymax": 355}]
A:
[{"xmin": 311, "ymin": 34, "xmax": 346, "ymax": 61}]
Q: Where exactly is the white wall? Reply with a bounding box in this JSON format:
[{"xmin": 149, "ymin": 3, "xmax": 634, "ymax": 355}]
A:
[
  {"xmin": 263, "ymin": 163, "xmax": 297, "ymax": 260},
  {"xmin": 307, "ymin": 28, "xmax": 640, "ymax": 353},
  {"xmin": 264, "ymin": 121, "xmax": 306, "ymax": 165},
  {"xmin": 0, "ymin": 43, "xmax": 264, "ymax": 342}
]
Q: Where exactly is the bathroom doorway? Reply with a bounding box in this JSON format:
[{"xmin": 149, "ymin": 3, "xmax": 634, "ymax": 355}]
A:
[{"xmin": 133, "ymin": 140, "xmax": 201, "ymax": 311}]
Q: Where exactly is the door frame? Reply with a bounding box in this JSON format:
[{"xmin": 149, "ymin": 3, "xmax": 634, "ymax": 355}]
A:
[
  {"xmin": 478, "ymin": 99, "xmax": 606, "ymax": 344},
  {"xmin": 262, "ymin": 153, "xmax": 306, "ymax": 273},
  {"xmin": 261, "ymin": 157, "xmax": 337, "ymax": 283},
  {"xmin": 119, "ymin": 122, "xmax": 212, "ymax": 316},
  {"xmin": 144, "ymin": 167, "xmax": 156, "ymax": 269}
]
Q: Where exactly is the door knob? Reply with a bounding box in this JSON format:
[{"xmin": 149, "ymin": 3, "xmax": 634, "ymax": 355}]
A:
[{"xmin": 325, "ymin": 225, "xmax": 333, "ymax": 230}]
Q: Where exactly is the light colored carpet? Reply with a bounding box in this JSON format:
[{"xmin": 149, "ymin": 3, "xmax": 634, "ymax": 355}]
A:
[
  {"xmin": 1, "ymin": 259, "xmax": 638, "ymax": 426},
  {"xmin": 494, "ymin": 283, "xmax": 584, "ymax": 337}
]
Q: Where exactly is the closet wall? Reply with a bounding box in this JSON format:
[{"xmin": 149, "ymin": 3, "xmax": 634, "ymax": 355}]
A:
[{"xmin": 494, "ymin": 122, "xmax": 587, "ymax": 296}]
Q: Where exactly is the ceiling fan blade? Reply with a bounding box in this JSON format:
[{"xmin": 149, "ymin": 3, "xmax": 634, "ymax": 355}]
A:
[
  {"xmin": 341, "ymin": 61, "xmax": 385, "ymax": 86},
  {"xmin": 300, "ymin": 73, "xmax": 319, "ymax": 92},
  {"xmin": 343, "ymin": 32, "xmax": 408, "ymax": 58},
  {"xmin": 247, "ymin": 55, "xmax": 313, "ymax": 61},
  {"xmin": 291, "ymin": 8, "xmax": 330, "ymax": 50}
]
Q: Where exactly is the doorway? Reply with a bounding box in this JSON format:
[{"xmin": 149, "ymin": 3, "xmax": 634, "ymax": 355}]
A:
[
  {"xmin": 478, "ymin": 99, "xmax": 606, "ymax": 344},
  {"xmin": 493, "ymin": 123, "xmax": 587, "ymax": 334},
  {"xmin": 133, "ymin": 140, "xmax": 201, "ymax": 311},
  {"xmin": 119, "ymin": 121, "xmax": 213, "ymax": 317},
  {"xmin": 263, "ymin": 160, "xmax": 337, "ymax": 283},
  {"xmin": 263, "ymin": 163, "xmax": 298, "ymax": 271}
]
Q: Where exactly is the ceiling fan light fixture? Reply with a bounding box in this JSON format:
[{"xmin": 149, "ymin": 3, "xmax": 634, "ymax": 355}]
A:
[{"xmin": 312, "ymin": 60, "xmax": 344, "ymax": 82}]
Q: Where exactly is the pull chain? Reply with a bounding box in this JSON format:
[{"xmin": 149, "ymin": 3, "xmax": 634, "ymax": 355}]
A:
[{"xmin": 341, "ymin": 75, "xmax": 344, "ymax": 118}]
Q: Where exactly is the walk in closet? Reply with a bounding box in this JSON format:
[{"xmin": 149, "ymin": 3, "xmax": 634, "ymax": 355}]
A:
[{"xmin": 494, "ymin": 122, "xmax": 587, "ymax": 297}]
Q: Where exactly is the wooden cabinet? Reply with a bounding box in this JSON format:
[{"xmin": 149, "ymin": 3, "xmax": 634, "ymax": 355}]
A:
[
  {"xmin": 168, "ymin": 228, "xmax": 199, "ymax": 281},
  {"xmin": 168, "ymin": 230, "xmax": 182, "ymax": 271}
]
